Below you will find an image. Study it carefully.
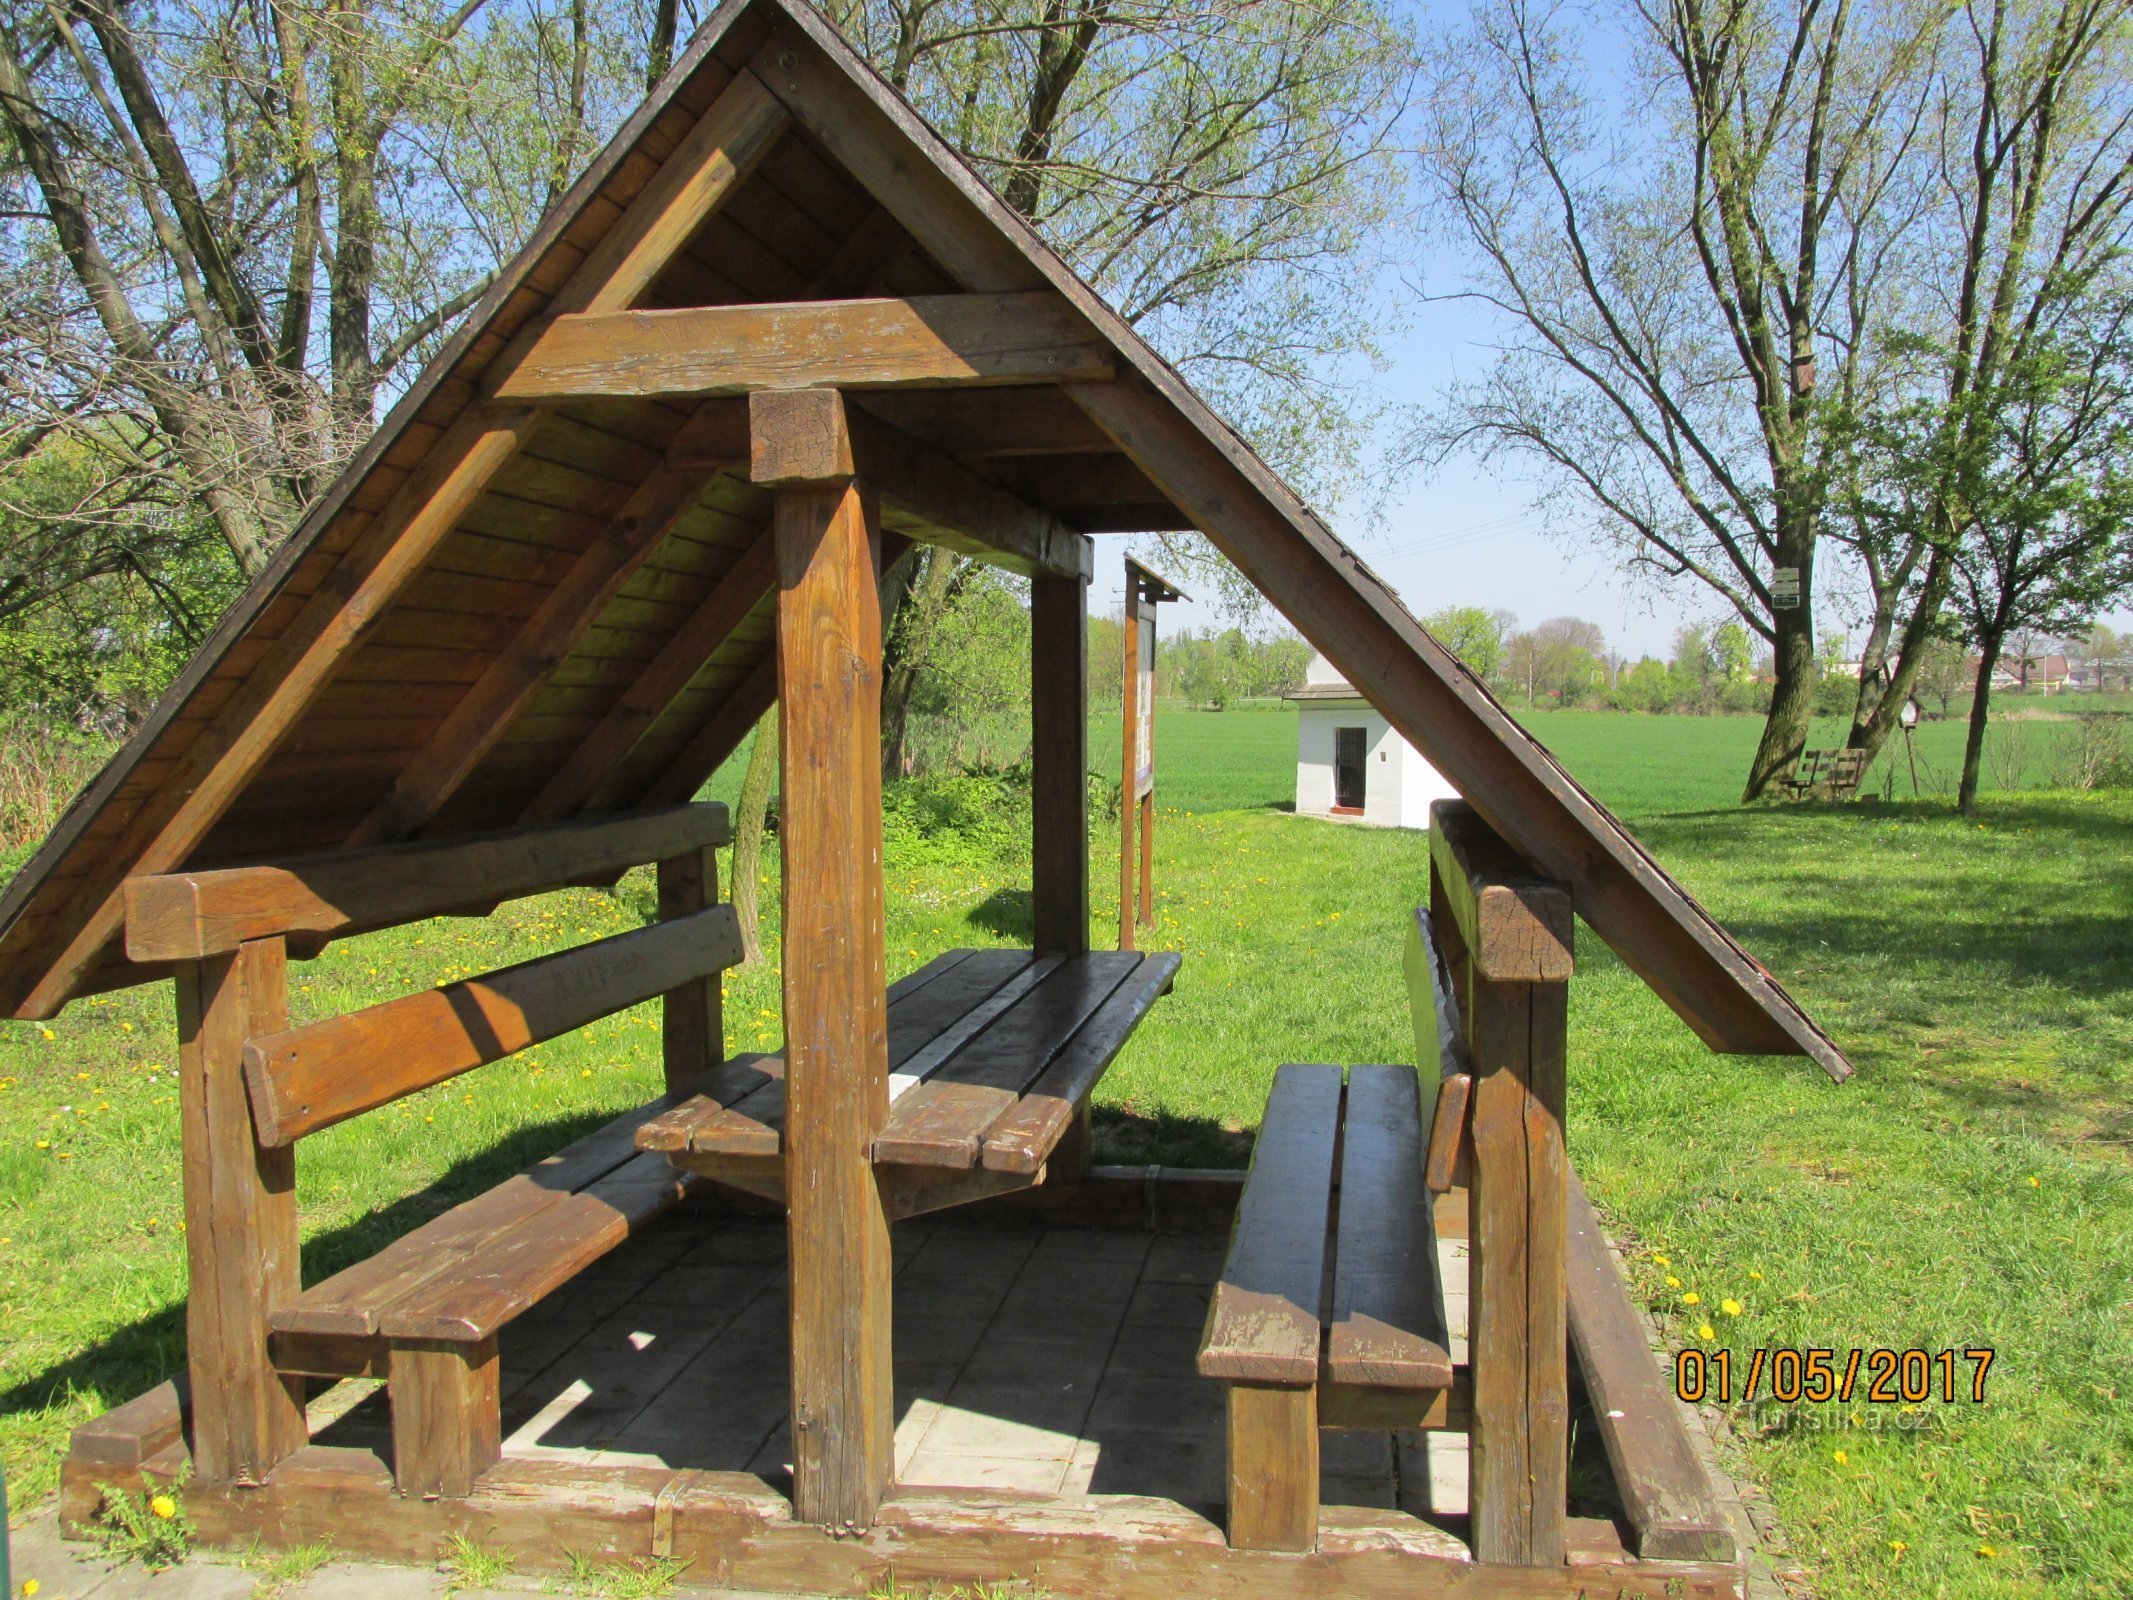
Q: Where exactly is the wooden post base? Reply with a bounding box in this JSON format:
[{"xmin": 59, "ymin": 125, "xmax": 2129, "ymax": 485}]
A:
[
  {"xmin": 60, "ymin": 1440, "xmax": 1743, "ymax": 1598},
  {"xmin": 389, "ymin": 1338, "xmax": 501, "ymax": 1498},
  {"xmin": 1224, "ymin": 1382, "xmax": 1318, "ymax": 1553}
]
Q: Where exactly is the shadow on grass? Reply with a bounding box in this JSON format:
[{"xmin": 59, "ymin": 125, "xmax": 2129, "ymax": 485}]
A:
[
  {"xmin": 1626, "ymin": 795, "xmax": 2133, "ymax": 1139},
  {"xmin": 0, "ymin": 1106, "xmax": 621, "ymax": 1430},
  {"xmin": 964, "ymin": 887, "xmax": 1033, "ymax": 943}
]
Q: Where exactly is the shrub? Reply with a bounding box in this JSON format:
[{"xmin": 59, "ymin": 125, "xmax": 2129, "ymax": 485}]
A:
[
  {"xmin": 0, "ymin": 713, "xmax": 115, "ymax": 854},
  {"xmin": 2049, "ymin": 711, "xmax": 2133, "ymax": 790},
  {"xmin": 881, "ymin": 762, "xmax": 1035, "ymax": 867}
]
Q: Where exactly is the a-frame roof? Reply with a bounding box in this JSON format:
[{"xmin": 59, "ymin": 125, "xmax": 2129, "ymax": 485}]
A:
[{"xmin": 0, "ymin": 0, "xmax": 1850, "ymax": 1079}]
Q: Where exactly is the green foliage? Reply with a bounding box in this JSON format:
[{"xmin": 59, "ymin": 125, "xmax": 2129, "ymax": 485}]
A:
[
  {"xmin": 1422, "ymin": 604, "xmax": 1511, "ymax": 678},
  {"xmin": 440, "ymin": 1532, "xmax": 512, "ymax": 1591},
  {"xmin": 0, "ymin": 437, "xmax": 240, "ymax": 732},
  {"xmin": 93, "ymin": 1472, "xmax": 192, "ymax": 1571},
  {"xmin": 881, "ymin": 764, "xmax": 1035, "ymax": 868},
  {"xmin": 1158, "ymin": 626, "xmax": 1310, "ymax": 709},
  {"xmin": 560, "ymin": 1550, "xmax": 695, "ymax": 1597}
]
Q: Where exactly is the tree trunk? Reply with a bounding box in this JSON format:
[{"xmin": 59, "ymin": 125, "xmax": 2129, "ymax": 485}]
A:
[
  {"xmin": 1848, "ymin": 545, "xmax": 1955, "ymax": 767},
  {"xmin": 731, "ymin": 707, "xmax": 778, "ymax": 964},
  {"xmin": 879, "ymin": 545, "xmax": 957, "ymax": 780},
  {"xmin": 1958, "ymin": 629, "xmax": 2003, "ymax": 818},
  {"xmin": 326, "ymin": 1, "xmax": 380, "ymax": 433},
  {"xmin": 1742, "ymin": 589, "xmax": 1817, "ymax": 800}
]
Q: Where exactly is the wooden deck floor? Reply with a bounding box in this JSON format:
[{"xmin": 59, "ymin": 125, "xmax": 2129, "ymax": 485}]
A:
[{"xmin": 311, "ymin": 1206, "xmax": 1473, "ymax": 1522}]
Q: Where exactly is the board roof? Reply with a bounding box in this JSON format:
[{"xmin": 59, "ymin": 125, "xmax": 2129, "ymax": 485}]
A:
[{"xmin": 0, "ymin": 0, "xmax": 1849, "ymax": 1079}]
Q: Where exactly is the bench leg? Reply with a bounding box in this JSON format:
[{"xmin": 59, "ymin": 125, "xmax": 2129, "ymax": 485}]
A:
[
  {"xmin": 1225, "ymin": 1382, "xmax": 1318, "ymax": 1552},
  {"xmin": 389, "ymin": 1338, "xmax": 500, "ymax": 1498}
]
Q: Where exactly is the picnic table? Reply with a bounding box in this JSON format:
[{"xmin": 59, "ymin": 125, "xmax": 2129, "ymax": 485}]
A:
[{"xmin": 638, "ymin": 946, "xmax": 1179, "ymax": 1215}]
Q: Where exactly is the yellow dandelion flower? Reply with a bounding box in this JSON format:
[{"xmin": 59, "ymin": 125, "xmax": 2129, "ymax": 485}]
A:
[
  {"xmin": 1698, "ymin": 1323, "xmax": 1715, "ymax": 1340},
  {"xmin": 1652, "ymin": 1253, "xmax": 1671, "ymax": 1268},
  {"xmin": 1749, "ymin": 1269, "xmax": 1763, "ymax": 1281},
  {"xmin": 35, "ymin": 1139, "xmax": 49, "ymax": 1150},
  {"xmin": 26, "ymin": 1579, "xmax": 44, "ymax": 1596},
  {"xmin": 1721, "ymin": 1299, "xmax": 1743, "ymax": 1316},
  {"xmin": 1889, "ymin": 1540, "xmax": 1908, "ymax": 1554},
  {"xmin": 39, "ymin": 1027, "xmax": 54, "ymax": 1040},
  {"xmin": 1833, "ymin": 1449, "xmax": 1848, "ymax": 1465},
  {"xmin": 2027, "ymin": 1176, "xmax": 2040, "ymax": 1187},
  {"xmin": 1681, "ymin": 1290, "xmax": 1701, "ymax": 1305},
  {"xmin": 150, "ymin": 1493, "xmax": 177, "ymax": 1519},
  {"xmin": 581, "ymin": 1068, "xmax": 593, "ymax": 1078},
  {"xmin": 122, "ymin": 1021, "xmax": 135, "ymax": 1033},
  {"xmin": 1664, "ymin": 1274, "xmax": 1682, "ymax": 1289},
  {"xmin": 1977, "ymin": 1545, "xmax": 1996, "ymax": 1559}
]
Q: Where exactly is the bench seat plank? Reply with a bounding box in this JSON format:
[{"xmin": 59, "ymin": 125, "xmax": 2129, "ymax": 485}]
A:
[
  {"xmin": 274, "ymin": 1089, "xmax": 694, "ymax": 1340},
  {"xmin": 980, "ymin": 951, "xmax": 1180, "ymax": 1172},
  {"xmin": 1198, "ymin": 1062, "xmax": 1343, "ymax": 1385},
  {"xmin": 874, "ymin": 951, "xmax": 1141, "ymax": 1167},
  {"xmin": 1327, "ymin": 1063, "xmax": 1453, "ymax": 1389},
  {"xmin": 378, "ymin": 1153, "xmax": 697, "ymax": 1342},
  {"xmin": 1568, "ymin": 1173, "xmax": 1733, "ymax": 1561}
]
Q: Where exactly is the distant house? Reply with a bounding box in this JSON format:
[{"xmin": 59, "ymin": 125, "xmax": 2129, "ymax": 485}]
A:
[
  {"xmin": 1286, "ymin": 652, "xmax": 1458, "ymax": 828},
  {"xmin": 1991, "ymin": 652, "xmax": 2070, "ymax": 692}
]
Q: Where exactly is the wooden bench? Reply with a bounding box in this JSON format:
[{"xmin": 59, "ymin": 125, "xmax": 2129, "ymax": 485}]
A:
[
  {"xmin": 1197, "ymin": 1061, "xmax": 1462, "ymax": 1552},
  {"xmin": 1779, "ymin": 747, "xmax": 1867, "ymax": 799},
  {"xmin": 638, "ymin": 946, "xmax": 1180, "ymax": 1213},
  {"xmin": 122, "ymin": 803, "xmax": 742, "ymax": 1498}
]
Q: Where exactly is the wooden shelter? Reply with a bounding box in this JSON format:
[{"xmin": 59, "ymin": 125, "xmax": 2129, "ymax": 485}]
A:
[{"xmin": 13, "ymin": 0, "xmax": 1851, "ymax": 1592}]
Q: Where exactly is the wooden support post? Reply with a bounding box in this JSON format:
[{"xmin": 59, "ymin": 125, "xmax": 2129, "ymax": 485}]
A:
[
  {"xmin": 388, "ymin": 1338, "xmax": 501, "ymax": 1498},
  {"xmin": 1434, "ymin": 802, "xmax": 1572, "ymax": 1569},
  {"xmin": 757, "ymin": 388, "xmax": 895, "ymax": 1531},
  {"xmin": 174, "ymin": 937, "xmax": 306, "ymax": 1485},
  {"xmin": 1137, "ymin": 790, "xmax": 1155, "ymax": 930},
  {"xmin": 1118, "ymin": 590, "xmax": 1140, "ymax": 951},
  {"xmin": 1031, "ymin": 569, "xmax": 1090, "ymax": 957},
  {"xmin": 1225, "ymin": 1383, "xmax": 1318, "ymax": 1552},
  {"xmin": 658, "ymin": 846, "xmax": 726, "ymax": 1094}
]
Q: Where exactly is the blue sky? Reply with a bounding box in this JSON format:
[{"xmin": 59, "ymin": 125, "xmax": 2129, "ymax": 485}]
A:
[{"xmin": 1090, "ymin": 0, "xmax": 2132, "ymax": 664}]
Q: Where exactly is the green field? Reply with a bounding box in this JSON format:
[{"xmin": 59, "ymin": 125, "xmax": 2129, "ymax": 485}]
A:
[{"xmin": 3, "ymin": 708, "xmax": 2130, "ymax": 1599}]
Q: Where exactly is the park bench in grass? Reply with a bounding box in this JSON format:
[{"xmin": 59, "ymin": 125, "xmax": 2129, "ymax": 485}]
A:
[
  {"xmin": 1780, "ymin": 746, "xmax": 1868, "ymax": 799},
  {"xmin": 637, "ymin": 945, "xmax": 1180, "ymax": 1213},
  {"xmin": 121, "ymin": 802, "xmax": 742, "ymax": 1498}
]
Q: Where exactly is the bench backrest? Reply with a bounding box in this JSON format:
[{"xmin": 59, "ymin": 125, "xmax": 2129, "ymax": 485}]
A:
[{"xmin": 124, "ymin": 803, "xmax": 738, "ymax": 1145}]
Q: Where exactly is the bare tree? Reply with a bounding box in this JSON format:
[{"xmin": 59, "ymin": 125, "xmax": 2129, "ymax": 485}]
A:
[
  {"xmin": 0, "ymin": 0, "xmax": 642, "ymax": 713},
  {"xmin": 1411, "ymin": 0, "xmax": 2133, "ymax": 801}
]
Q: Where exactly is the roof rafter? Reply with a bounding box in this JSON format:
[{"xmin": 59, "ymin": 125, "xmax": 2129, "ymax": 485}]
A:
[
  {"xmin": 522, "ymin": 528, "xmax": 777, "ymax": 825},
  {"xmin": 345, "ymin": 402, "xmax": 750, "ymax": 848}
]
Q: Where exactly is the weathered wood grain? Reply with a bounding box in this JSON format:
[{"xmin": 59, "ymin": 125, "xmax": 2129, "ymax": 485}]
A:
[
  {"xmin": 658, "ymin": 845, "xmax": 725, "ymax": 1094},
  {"xmin": 175, "ymin": 938, "xmax": 307, "ymax": 1486},
  {"xmin": 1031, "ymin": 571, "xmax": 1090, "ymax": 956},
  {"xmin": 772, "ymin": 425, "xmax": 893, "ymax": 1529},
  {"xmin": 1197, "ymin": 1062, "xmax": 1340, "ymax": 1385},
  {"xmin": 1224, "ymin": 1382, "xmax": 1318, "ymax": 1553},
  {"xmin": 1568, "ymin": 1172, "xmax": 1734, "ymax": 1562},
  {"xmin": 125, "ymin": 803, "xmax": 728, "ymax": 961},
  {"xmin": 495, "ymin": 293, "xmax": 1113, "ymax": 401},
  {"xmin": 241, "ymin": 906, "xmax": 743, "ymax": 1145},
  {"xmin": 1326, "ymin": 1064, "xmax": 1453, "ymax": 1390},
  {"xmin": 1429, "ymin": 801, "xmax": 1575, "ymax": 983}
]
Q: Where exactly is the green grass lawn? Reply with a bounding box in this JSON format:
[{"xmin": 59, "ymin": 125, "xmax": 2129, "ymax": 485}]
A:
[{"xmin": 3, "ymin": 708, "xmax": 2131, "ymax": 1600}]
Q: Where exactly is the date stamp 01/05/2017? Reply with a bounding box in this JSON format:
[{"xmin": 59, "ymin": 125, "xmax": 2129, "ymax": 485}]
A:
[{"xmin": 1674, "ymin": 1347, "xmax": 1996, "ymax": 1408}]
